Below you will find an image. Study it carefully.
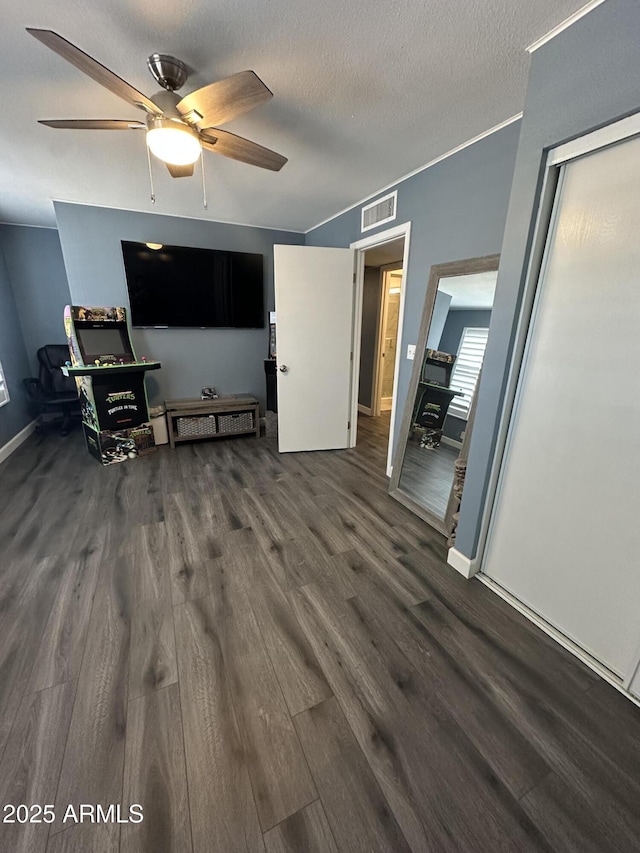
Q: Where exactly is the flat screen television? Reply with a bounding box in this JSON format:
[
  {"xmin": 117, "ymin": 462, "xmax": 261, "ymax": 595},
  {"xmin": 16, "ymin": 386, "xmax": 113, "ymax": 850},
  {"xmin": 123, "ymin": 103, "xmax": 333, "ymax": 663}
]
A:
[{"xmin": 121, "ymin": 240, "xmax": 264, "ymax": 328}]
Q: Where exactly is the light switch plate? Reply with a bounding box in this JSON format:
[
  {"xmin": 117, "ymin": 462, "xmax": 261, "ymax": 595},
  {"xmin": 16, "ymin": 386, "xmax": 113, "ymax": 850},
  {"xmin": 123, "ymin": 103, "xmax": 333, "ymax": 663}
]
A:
[{"xmin": 407, "ymin": 344, "xmax": 416, "ymax": 360}]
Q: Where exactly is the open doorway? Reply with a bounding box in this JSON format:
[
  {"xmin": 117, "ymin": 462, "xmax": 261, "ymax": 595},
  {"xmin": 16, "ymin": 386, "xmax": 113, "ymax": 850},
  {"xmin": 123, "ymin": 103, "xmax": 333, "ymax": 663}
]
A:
[
  {"xmin": 378, "ymin": 266, "xmax": 403, "ymax": 413},
  {"xmin": 352, "ymin": 233, "xmax": 406, "ymax": 472},
  {"xmin": 358, "ymin": 243, "xmax": 405, "ymax": 418}
]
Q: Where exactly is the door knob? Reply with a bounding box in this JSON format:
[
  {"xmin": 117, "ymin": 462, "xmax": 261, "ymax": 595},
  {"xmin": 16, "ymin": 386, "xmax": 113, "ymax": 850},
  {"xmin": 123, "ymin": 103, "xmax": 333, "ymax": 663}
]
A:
[{"xmin": 279, "ymin": 364, "xmax": 288, "ymax": 373}]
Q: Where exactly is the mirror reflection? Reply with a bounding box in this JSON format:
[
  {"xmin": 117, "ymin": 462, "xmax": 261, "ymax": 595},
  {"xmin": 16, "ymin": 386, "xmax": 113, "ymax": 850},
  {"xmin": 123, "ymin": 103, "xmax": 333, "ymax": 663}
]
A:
[{"xmin": 393, "ymin": 262, "xmax": 498, "ymax": 533}]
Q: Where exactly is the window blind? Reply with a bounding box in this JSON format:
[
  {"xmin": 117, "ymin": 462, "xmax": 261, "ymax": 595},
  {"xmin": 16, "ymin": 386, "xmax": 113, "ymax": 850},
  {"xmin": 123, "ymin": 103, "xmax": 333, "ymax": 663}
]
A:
[{"xmin": 448, "ymin": 327, "xmax": 489, "ymax": 419}]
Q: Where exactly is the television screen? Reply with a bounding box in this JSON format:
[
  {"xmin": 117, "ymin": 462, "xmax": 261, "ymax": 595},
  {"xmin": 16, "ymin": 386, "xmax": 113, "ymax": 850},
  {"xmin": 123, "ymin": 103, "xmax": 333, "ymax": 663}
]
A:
[{"xmin": 121, "ymin": 241, "xmax": 264, "ymax": 328}]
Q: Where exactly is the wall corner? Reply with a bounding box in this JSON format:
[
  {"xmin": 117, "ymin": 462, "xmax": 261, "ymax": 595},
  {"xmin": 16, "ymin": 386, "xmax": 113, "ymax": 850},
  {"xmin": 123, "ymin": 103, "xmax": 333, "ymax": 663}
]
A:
[{"xmin": 447, "ymin": 546, "xmax": 478, "ymax": 579}]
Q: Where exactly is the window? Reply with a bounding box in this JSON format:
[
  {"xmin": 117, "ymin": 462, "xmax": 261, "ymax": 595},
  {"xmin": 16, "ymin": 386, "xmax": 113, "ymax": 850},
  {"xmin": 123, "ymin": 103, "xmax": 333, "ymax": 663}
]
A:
[
  {"xmin": 448, "ymin": 327, "xmax": 489, "ymax": 419},
  {"xmin": 0, "ymin": 358, "xmax": 8, "ymax": 407}
]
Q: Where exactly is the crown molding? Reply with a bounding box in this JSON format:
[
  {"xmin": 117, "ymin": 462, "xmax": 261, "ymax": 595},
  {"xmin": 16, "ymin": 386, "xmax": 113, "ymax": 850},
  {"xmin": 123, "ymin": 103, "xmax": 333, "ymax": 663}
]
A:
[
  {"xmin": 526, "ymin": 0, "xmax": 608, "ymax": 53},
  {"xmin": 305, "ymin": 113, "xmax": 523, "ymax": 234}
]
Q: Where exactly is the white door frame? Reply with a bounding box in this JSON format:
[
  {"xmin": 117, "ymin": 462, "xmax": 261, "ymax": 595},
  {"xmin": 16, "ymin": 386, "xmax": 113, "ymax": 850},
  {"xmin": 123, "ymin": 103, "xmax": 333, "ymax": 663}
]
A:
[
  {"xmin": 350, "ymin": 222, "xmax": 412, "ymax": 476},
  {"xmin": 473, "ymin": 110, "xmax": 640, "ymax": 704}
]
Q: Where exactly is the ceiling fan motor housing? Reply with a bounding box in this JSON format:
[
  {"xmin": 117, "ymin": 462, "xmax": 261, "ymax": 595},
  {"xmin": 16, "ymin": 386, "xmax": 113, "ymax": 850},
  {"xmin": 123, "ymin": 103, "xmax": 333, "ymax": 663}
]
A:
[
  {"xmin": 147, "ymin": 89, "xmax": 183, "ymax": 119},
  {"xmin": 147, "ymin": 54, "xmax": 188, "ymax": 91}
]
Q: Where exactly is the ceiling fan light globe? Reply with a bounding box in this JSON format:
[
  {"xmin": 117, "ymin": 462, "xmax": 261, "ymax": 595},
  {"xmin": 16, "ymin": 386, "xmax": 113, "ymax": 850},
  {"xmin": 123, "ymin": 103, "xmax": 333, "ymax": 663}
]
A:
[{"xmin": 146, "ymin": 120, "xmax": 201, "ymax": 166}]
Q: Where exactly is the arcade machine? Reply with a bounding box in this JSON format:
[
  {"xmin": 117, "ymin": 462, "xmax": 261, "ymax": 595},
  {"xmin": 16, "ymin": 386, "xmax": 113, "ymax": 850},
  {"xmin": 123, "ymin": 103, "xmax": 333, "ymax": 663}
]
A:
[
  {"xmin": 63, "ymin": 305, "xmax": 161, "ymax": 465},
  {"xmin": 412, "ymin": 349, "xmax": 463, "ymax": 449}
]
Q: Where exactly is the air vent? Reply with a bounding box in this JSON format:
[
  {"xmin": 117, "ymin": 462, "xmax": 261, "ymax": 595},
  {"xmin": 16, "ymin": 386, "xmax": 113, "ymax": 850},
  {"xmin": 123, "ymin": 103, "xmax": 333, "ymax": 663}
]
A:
[{"xmin": 361, "ymin": 190, "xmax": 397, "ymax": 233}]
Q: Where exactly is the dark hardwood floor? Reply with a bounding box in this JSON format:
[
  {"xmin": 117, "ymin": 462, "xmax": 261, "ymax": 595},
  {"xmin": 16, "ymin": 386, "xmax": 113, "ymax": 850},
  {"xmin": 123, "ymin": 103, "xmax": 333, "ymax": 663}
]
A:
[
  {"xmin": 398, "ymin": 439, "xmax": 459, "ymax": 519},
  {"xmin": 1, "ymin": 415, "xmax": 639, "ymax": 852}
]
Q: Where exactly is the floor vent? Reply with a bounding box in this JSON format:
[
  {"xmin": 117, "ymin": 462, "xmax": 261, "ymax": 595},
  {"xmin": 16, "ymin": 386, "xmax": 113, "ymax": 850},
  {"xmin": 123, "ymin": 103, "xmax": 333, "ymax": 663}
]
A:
[{"xmin": 361, "ymin": 190, "xmax": 397, "ymax": 232}]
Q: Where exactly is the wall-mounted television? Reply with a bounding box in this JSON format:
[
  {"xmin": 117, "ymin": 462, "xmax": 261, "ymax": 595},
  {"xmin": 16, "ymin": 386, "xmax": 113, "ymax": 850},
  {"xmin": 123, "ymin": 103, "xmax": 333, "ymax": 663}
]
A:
[{"xmin": 121, "ymin": 240, "xmax": 264, "ymax": 328}]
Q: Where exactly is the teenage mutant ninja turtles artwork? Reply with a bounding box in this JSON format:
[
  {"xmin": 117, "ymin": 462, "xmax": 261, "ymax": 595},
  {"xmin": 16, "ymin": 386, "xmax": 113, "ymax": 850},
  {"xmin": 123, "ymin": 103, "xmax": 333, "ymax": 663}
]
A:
[
  {"xmin": 76, "ymin": 376, "xmax": 98, "ymax": 431},
  {"xmin": 63, "ymin": 304, "xmax": 159, "ymax": 466},
  {"xmin": 74, "ymin": 306, "xmax": 125, "ymax": 323},
  {"xmin": 81, "ymin": 423, "xmax": 155, "ymax": 465},
  {"xmin": 99, "ymin": 432, "xmax": 137, "ymax": 465}
]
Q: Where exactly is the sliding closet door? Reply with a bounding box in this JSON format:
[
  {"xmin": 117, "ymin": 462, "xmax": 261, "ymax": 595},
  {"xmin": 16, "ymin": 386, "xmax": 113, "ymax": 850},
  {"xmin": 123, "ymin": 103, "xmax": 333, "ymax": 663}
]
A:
[{"xmin": 483, "ymin": 133, "xmax": 640, "ymax": 679}]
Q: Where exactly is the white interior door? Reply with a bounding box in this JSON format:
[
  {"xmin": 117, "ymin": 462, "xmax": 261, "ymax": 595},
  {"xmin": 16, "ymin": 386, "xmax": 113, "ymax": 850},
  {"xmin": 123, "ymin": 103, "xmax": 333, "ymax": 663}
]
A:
[
  {"xmin": 274, "ymin": 245, "xmax": 355, "ymax": 452},
  {"xmin": 483, "ymin": 134, "xmax": 640, "ymax": 679}
]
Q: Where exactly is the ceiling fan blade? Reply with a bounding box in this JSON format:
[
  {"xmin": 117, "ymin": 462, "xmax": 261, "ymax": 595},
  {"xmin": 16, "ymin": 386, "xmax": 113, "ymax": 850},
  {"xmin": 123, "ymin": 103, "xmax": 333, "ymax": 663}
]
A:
[
  {"xmin": 200, "ymin": 128, "xmax": 287, "ymax": 171},
  {"xmin": 26, "ymin": 29, "xmax": 162, "ymax": 115},
  {"xmin": 177, "ymin": 71, "xmax": 272, "ymax": 128},
  {"xmin": 165, "ymin": 162, "xmax": 195, "ymax": 178},
  {"xmin": 39, "ymin": 119, "xmax": 146, "ymax": 130}
]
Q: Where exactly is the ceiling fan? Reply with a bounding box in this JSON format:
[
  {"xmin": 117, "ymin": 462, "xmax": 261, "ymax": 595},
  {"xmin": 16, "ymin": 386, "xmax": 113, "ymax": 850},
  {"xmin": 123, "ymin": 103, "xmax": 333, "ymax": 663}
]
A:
[{"xmin": 27, "ymin": 28, "xmax": 287, "ymax": 179}]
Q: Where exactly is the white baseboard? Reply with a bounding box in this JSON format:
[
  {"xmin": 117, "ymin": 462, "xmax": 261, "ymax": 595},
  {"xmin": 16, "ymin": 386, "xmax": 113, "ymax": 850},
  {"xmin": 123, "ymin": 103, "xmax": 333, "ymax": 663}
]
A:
[
  {"xmin": 0, "ymin": 419, "xmax": 37, "ymax": 466},
  {"xmin": 441, "ymin": 436, "xmax": 462, "ymax": 450},
  {"xmin": 447, "ymin": 546, "xmax": 478, "ymax": 579},
  {"xmin": 357, "ymin": 404, "xmax": 373, "ymax": 415}
]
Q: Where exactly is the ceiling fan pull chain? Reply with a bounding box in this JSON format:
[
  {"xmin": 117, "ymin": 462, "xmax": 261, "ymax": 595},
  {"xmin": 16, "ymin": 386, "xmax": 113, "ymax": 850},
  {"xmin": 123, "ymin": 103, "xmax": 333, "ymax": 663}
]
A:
[
  {"xmin": 201, "ymin": 149, "xmax": 208, "ymax": 210},
  {"xmin": 146, "ymin": 144, "xmax": 156, "ymax": 204}
]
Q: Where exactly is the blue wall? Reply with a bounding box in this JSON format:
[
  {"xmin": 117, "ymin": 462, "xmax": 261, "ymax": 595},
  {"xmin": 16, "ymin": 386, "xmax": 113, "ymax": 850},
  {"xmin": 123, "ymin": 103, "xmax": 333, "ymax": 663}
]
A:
[
  {"xmin": 0, "ymin": 225, "xmax": 71, "ymax": 374},
  {"xmin": 457, "ymin": 0, "xmax": 640, "ymax": 558},
  {"xmin": 55, "ymin": 202, "xmax": 303, "ymax": 408},
  {"xmin": 306, "ymin": 119, "xmax": 521, "ymax": 472},
  {"xmin": 438, "ymin": 308, "xmax": 492, "ymax": 356},
  {"xmin": 0, "ymin": 243, "xmax": 32, "ymax": 448}
]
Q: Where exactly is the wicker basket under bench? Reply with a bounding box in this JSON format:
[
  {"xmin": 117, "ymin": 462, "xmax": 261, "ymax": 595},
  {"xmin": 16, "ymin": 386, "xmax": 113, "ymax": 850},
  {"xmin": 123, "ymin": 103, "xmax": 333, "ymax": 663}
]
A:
[{"xmin": 165, "ymin": 395, "xmax": 260, "ymax": 449}]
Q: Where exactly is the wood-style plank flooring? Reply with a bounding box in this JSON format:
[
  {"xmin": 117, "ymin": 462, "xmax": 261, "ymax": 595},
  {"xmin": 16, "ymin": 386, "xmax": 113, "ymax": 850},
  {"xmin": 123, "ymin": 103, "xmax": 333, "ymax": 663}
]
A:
[
  {"xmin": 398, "ymin": 439, "xmax": 459, "ymax": 518},
  {"xmin": 1, "ymin": 415, "xmax": 640, "ymax": 852}
]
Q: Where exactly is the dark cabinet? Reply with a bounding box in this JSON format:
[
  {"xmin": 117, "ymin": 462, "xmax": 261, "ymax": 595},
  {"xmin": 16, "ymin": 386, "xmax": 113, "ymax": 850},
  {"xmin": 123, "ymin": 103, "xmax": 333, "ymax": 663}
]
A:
[{"xmin": 264, "ymin": 359, "xmax": 277, "ymax": 412}]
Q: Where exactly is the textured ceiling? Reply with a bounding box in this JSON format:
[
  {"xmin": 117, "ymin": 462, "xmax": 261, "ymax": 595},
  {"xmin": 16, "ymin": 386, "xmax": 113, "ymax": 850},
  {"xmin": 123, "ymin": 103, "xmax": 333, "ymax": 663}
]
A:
[{"xmin": 1, "ymin": 0, "xmax": 590, "ymax": 231}]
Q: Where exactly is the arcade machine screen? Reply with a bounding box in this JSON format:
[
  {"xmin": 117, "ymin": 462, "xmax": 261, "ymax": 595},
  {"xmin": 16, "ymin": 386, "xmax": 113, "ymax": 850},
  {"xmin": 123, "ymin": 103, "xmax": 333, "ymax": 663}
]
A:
[
  {"xmin": 422, "ymin": 361, "xmax": 449, "ymax": 386},
  {"xmin": 76, "ymin": 326, "xmax": 132, "ymax": 363}
]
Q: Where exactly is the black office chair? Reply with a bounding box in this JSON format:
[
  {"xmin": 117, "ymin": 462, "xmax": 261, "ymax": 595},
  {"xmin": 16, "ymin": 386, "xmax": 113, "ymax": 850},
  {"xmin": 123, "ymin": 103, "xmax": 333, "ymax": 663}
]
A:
[{"xmin": 23, "ymin": 345, "xmax": 81, "ymax": 436}]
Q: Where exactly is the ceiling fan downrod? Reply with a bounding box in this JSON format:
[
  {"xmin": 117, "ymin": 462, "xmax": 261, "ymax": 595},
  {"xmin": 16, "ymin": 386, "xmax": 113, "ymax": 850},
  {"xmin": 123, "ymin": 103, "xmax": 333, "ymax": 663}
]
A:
[{"xmin": 146, "ymin": 54, "xmax": 188, "ymax": 92}]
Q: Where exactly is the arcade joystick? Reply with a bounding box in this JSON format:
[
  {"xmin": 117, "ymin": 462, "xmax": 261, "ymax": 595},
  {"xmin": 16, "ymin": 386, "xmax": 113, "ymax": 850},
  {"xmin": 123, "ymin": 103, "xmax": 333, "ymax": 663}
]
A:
[{"xmin": 94, "ymin": 359, "xmax": 101, "ymax": 366}]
